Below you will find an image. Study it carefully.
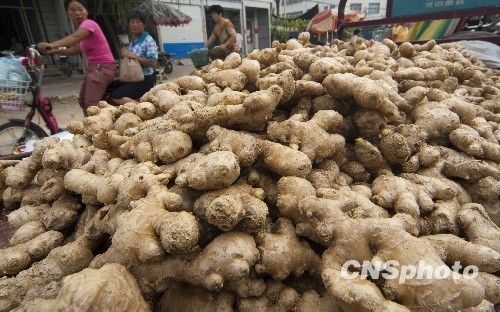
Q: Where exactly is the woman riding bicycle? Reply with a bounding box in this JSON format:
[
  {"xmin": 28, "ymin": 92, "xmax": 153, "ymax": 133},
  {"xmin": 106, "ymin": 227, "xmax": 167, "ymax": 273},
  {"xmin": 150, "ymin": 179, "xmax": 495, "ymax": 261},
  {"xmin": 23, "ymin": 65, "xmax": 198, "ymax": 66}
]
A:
[{"xmin": 37, "ymin": 0, "xmax": 115, "ymax": 115}]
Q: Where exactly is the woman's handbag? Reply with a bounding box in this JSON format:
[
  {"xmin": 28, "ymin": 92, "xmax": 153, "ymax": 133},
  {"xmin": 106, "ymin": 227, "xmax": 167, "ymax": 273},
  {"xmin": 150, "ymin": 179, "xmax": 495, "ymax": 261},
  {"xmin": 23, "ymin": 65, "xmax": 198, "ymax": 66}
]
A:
[{"xmin": 118, "ymin": 58, "xmax": 144, "ymax": 82}]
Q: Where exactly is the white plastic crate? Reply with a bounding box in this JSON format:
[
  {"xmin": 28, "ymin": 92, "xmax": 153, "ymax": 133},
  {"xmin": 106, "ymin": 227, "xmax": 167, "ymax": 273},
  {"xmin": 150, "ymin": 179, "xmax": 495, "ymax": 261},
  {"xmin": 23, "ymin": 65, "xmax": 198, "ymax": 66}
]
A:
[{"xmin": 0, "ymin": 78, "xmax": 30, "ymax": 111}]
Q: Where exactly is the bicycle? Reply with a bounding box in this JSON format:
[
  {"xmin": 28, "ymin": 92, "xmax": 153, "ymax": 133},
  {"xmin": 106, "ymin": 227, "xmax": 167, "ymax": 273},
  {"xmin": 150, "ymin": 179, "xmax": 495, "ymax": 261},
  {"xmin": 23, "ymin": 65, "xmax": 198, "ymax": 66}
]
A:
[{"xmin": 0, "ymin": 46, "xmax": 62, "ymax": 156}]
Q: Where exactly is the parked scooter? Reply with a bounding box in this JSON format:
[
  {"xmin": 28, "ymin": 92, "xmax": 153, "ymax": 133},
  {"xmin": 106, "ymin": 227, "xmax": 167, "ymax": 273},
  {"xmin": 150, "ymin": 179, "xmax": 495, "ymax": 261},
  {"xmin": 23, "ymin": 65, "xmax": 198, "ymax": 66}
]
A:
[
  {"xmin": 55, "ymin": 47, "xmax": 77, "ymax": 77},
  {"xmin": 157, "ymin": 51, "xmax": 174, "ymax": 74}
]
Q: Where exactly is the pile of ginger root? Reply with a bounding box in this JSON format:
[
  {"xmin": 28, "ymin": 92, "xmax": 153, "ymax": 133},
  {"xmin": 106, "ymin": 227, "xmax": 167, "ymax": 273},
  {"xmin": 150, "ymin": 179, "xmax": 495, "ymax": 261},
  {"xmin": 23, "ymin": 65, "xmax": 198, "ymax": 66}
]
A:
[{"xmin": 1, "ymin": 33, "xmax": 500, "ymax": 312}]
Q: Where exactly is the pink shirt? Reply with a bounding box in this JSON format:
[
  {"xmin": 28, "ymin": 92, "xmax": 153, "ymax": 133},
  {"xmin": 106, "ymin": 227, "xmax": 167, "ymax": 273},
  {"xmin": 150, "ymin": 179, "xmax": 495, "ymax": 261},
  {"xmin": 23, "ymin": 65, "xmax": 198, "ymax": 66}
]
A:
[{"xmin": 79, "ymin": 19, "xmax": 115, "ymax": 64}]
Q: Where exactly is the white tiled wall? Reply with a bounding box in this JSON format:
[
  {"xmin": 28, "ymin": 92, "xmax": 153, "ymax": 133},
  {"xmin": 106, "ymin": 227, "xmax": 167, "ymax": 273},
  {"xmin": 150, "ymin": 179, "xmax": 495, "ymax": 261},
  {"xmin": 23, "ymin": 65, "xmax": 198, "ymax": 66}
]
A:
[{"xmin": 159, "ymin": 5, "xmax": 205, "ymax": 44}]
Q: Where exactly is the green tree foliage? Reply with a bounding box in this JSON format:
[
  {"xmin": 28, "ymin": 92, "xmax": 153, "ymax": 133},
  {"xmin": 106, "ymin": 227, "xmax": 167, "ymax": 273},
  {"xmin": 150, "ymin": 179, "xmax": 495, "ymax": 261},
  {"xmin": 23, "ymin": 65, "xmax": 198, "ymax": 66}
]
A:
[
  {"xmin": 271, "ymin": 17, "xmax": 308, "ymax": 42},
  {"xmin": 91, "ymin": 0, "xmax": 140, "ymax": 23}
]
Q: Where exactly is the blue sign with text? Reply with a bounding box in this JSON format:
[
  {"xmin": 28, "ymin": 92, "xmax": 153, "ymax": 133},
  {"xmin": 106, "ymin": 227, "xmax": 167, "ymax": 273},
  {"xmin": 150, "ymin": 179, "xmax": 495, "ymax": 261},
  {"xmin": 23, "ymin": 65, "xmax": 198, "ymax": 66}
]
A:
[{"xmin": 392, "ymin": 0, "xmax": 500, "ymax": 17}]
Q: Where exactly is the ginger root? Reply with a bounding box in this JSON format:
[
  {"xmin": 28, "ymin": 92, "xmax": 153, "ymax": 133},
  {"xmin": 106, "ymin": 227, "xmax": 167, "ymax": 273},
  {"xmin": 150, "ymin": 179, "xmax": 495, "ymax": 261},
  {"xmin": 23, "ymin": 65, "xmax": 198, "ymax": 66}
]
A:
[
  {"xmin": 17, "ymin": 263, "xmax": 149, "ymax": 312},
  {"xmin": 255, "ymin": 218, "xmax": 320, "ymax": 279},
  {"xmin": 323, "ymin": 73, "xmax": 400, "ymax": 121}
]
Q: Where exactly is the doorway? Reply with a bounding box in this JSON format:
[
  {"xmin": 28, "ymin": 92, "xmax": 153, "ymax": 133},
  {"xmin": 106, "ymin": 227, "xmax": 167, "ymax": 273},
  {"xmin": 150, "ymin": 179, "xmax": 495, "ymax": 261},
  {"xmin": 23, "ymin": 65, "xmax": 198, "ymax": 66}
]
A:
[
  {"xmin": 244, "ymin": 7, "xmax": 270, "ymax": 54},
  {"xmin": 0, "ymin": 2, "xmax": 43, "ymax": 51},
  {"xmin": 0, "ymin": 8, "xmax": 28, "ymax": 51},
  {"xmin": 245, "ymin": 17, "xmax": 255, "ymax": 51}
]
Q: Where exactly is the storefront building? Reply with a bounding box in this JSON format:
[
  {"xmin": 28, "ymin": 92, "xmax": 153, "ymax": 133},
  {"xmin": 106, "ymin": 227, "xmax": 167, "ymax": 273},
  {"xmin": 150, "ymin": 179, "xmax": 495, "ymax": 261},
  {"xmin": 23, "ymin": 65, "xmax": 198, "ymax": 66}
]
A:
[{"xmin": 158, "ymin": 0, "xmax": 273, "ymax": 57}]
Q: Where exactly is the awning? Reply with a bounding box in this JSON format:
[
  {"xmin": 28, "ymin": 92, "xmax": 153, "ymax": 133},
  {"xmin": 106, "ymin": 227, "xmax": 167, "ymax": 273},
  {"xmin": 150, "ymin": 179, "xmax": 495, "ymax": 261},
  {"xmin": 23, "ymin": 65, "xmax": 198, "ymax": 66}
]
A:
[
  {"xmin": 307, "ymin": 9, "xmax": 365, "ymax": 33},
  {"xmin": 297, "ymin": 4, "xmax": 319, "ymax": 20}
]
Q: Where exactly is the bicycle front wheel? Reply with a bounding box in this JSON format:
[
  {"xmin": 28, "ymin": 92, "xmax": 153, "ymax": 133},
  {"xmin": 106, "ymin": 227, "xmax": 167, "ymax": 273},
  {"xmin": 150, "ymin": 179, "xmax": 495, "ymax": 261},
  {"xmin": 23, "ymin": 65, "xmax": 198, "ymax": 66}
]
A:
[{"xmin": 0, "ymin": 120, "xmax": 48, "ymax": 156}]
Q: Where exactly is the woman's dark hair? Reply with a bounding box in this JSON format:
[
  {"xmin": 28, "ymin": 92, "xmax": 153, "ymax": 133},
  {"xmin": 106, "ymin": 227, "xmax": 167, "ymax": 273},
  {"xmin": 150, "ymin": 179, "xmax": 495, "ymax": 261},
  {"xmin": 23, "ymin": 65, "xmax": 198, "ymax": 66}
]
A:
[
  {"xmin": 129, "ymin": 11, "xmax": 147, "ymax": 24},
  {"xmin": 64, "ymin": 0, "xmax": 88, "ymax": 10},
  {"xmin": 209, "ymin": 5, "xmax": 223, "ymax": 15}
]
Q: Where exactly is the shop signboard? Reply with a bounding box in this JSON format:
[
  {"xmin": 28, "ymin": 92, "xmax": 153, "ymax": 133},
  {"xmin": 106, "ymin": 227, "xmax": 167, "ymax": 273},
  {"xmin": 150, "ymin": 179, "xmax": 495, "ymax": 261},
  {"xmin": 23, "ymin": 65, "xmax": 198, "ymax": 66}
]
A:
[{"xmin": 392, "ymin": 0, "xmax": 499, "ymax": 17}]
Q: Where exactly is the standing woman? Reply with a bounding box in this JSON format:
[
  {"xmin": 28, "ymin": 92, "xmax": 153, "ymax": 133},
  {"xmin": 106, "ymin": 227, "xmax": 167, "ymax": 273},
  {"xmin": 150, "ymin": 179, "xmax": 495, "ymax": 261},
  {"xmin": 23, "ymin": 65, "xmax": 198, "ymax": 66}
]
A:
[
  {"xmin": 38, "ymin": 0, "xmax": 115, "ymax": 115},
  {"xmin": 108, "ymin": 11, "xmax": 158, "ymax": 105}
]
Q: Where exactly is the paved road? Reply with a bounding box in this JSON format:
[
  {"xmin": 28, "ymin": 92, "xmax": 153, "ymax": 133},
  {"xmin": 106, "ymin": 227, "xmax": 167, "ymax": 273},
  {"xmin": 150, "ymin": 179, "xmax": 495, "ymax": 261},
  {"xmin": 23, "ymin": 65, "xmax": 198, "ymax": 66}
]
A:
[{"xmin": 0, "ymin": 59, "xmax": 196, "ymax": 131}]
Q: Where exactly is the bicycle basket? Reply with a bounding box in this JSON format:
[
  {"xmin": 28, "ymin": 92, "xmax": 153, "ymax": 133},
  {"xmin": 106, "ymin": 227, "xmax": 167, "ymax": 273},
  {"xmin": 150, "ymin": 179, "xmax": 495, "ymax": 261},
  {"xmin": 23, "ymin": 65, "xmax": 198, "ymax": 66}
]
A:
[{"xmin": 0, "ymin": 78, "xmax": 30, "ymax": 111}]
